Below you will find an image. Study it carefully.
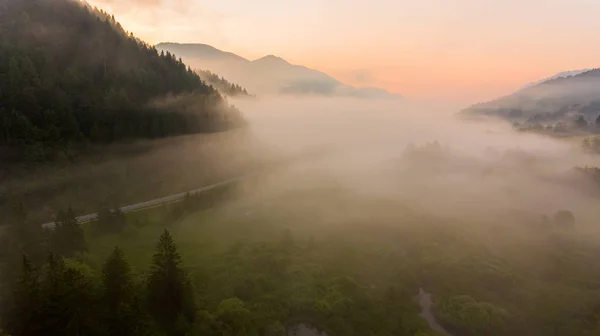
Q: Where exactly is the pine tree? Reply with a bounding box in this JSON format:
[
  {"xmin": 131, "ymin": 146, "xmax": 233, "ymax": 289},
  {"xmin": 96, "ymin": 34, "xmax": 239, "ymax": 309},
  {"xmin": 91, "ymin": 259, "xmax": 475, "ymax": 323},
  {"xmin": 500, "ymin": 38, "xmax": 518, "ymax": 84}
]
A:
[
  {"xmin": 7, "ymin": 256, "xmax": 40, "ymax": 336},
  {"xmin": 37, "ymin": 253, "xmax": 97, "ymax": 336},
  {"xmin": 102, "ymin": 247, "xmax": 132, "ymax": 310},
  {"xmin": 101, "ymin": 247, "xmax": 139, "ymax": 335},
  {"xmin": 146, "ymin": 230, "xmax": 195, "ymax": 335},
  {"xmin": 50, "ymin": 208, "xmax": 86, "ymax": 258},
  {"xmin": 1, "ymin": 200, "xmax": 47, "ymax": 289}
]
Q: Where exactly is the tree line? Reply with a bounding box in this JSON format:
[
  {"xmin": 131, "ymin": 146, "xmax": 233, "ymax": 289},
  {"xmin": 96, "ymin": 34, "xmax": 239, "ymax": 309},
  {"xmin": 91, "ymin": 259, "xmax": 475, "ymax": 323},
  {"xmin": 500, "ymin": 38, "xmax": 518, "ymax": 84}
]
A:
[
  {"xmin": 196, "ymin": 70, "xmax": 252, "ymax": 97},
  {"xmin": 0, "ymin": 194, "xmax": 434, "ymax": 336},
  {"xmin": 0, "ymin": 202, "xmax": 195, "ymax": 336},
  {"xmin": 0, "ymin": 0, "xmax": 244, "ymax": 163}
]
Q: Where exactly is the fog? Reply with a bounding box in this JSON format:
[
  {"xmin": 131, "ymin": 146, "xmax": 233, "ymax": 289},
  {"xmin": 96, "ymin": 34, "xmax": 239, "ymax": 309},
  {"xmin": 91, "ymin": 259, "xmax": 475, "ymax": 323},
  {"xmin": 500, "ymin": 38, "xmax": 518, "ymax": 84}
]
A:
[
  {"xmin": 4, "ymin": 94, "xmax": 600, "ymax": 231},
  {"xmin": 226, "ymin": 96, "xmax": 600, "ymax": 228}
]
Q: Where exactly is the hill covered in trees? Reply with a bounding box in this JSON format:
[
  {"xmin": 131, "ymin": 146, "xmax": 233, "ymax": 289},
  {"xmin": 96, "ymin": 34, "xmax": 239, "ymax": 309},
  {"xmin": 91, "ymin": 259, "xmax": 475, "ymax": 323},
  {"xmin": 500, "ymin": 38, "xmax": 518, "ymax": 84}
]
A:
[
  {"xmin": 0, "ymin": 0, "xmax": 244, "ymax": 163},
  {"xmin": 462, "ymin": 69, "xmax": 600, "ymax": 135}
]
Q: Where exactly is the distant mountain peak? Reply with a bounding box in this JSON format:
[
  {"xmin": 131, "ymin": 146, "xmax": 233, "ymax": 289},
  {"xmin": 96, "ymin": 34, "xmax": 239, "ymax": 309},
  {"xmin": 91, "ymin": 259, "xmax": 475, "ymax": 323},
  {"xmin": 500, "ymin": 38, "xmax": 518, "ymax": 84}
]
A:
[
  {"xmin": 253, "ymin": 55, "xmax": 289, "ymax": 64},
  {"xmin": 158, "ymin": 42, "xmax": 403, "ymax": 100},
  {"xmin": 155, "ymin": 42, "xmax": 248, "ymax": 62}
]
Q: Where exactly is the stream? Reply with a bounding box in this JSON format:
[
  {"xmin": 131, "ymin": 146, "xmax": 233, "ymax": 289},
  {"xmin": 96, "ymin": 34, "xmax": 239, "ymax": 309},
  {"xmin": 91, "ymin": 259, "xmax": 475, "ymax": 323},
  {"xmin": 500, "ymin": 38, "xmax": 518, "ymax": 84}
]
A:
[
  {"xmin": 417, "ymin": 288, "xmax": 453, "ymax": 336},
  {"xmin": 287, "ymin": 288, "xmax": 451, "ymax": 336},
  {"xmin": 287, "ymin": 324, "xmax": 327, "ymax": 336}
]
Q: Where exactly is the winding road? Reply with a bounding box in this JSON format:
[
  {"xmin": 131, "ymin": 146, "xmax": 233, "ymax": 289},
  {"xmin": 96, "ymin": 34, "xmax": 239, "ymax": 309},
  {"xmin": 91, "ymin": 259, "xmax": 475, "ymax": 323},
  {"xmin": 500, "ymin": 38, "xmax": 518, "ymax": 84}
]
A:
[
  {"xmin": 39, "ymin": 144, "xmax": 349, "ymax": 229},
  {"xmin": 41, "ymin": 176, "xmax": 246, "ymax": 229}
]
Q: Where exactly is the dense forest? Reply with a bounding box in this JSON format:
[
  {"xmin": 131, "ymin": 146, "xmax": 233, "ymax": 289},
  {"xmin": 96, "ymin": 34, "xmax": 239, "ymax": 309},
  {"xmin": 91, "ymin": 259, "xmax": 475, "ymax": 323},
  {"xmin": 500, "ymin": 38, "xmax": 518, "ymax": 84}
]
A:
[
  {"xmin": 196, "ymin": 70, "xmax": 251, "ymax": 97},
  {"xmin": 3, "ymin": 144, "xmax": 600, "ymax": 335},
  {"xmin": 0, "ymin": 205, "xmax": 194, "ymax": 336},
  {"xmin": 2, "ymin": 168, "xmax": 600, "ymax": 336},
  {"xmin": 0, "ymin": 0, "xmax": 244, "ymax": 162},
  {"xmin": 0, "ymin": 191, "xmax": 431, "ymax": 336}
]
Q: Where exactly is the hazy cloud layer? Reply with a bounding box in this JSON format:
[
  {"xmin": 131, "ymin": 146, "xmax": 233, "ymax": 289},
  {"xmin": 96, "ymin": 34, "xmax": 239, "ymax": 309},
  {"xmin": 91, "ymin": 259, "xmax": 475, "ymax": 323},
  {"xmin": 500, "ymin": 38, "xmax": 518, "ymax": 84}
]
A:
[{"xmin": 227, "ymin": 96, "xmax": 600, "ymax": 226}]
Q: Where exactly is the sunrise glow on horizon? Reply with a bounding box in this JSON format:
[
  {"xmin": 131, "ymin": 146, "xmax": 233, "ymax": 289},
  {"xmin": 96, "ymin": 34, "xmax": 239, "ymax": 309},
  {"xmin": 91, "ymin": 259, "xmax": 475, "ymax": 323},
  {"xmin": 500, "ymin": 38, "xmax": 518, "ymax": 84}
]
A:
[{"xmin": 88, "ymin": 0, "xmax": 600, "ymax": 104}]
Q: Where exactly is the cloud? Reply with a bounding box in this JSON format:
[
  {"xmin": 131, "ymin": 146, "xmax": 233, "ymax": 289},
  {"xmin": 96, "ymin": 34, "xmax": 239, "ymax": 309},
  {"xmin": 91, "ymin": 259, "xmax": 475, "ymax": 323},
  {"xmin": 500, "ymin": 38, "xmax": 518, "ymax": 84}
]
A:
[
  {"xmin": 88, "ymin": 0, "xmax": 188, "ymax": 17},
  {"xmin": 92, "ymin": 0, "xmax": 165, "ymax": 9},
  {"xmin": 86, "ymin": 0, "xmax": 230, "ymax": 44}
]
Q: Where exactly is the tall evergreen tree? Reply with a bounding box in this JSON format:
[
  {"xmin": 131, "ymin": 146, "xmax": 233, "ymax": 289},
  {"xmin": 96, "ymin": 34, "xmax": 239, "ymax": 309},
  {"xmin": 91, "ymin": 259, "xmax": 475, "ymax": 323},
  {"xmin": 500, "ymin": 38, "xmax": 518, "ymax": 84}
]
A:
[
  {"xmin": 146, "ymin": 230, "xmax": 195, "ymax": 335},
  {"xmin": 0, "ymin": 200, "xmax": 47, "ymax": 301},
  {"xmin": 6, "ymin": 256, "xmax": 40, "ymax": 336},
  {"xmin": 102, "ymin": 247, "xmax": 133, "ymax": 311},
  {"xmin": 36, "ymin": 254, "xmax": 97, "ymax": 336},
  {"xmin": 101, "ymin": 247, "xmax": 141, "ymax": 335},
  {"xmin": 50, "ymin": 208, "xmax": 86, "ymax": 258}
]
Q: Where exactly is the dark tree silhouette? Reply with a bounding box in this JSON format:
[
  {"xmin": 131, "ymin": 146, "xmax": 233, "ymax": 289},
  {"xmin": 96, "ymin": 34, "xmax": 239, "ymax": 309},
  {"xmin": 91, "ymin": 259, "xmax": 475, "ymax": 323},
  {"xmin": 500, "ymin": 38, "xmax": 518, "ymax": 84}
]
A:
[
  {"xmin": 101, "ymin": 247, "xmax": 145, "ymax": 336},
  {"xmin": 146, "ymin": 230, "xmax": 195, "ymax": 335},
  {"xmin": 7, "ymin": 256, "xmax": 40, "ymax": 336},
  {"xmin": 196, "ymin": 70, "xmax": 251, "ymax": 97},
  {"xmin": 36, "ymin": 254, "xmax": 97, "ymax": 336}
]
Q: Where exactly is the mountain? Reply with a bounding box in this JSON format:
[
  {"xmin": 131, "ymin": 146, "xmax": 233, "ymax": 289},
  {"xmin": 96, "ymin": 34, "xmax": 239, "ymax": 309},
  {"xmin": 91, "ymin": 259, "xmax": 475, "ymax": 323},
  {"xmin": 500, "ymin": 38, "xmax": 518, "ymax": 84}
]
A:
[
  {"xmin": 0, "ymin": 0, "xmax": 243, "ymax": 163},
  {"xmin": 156, "ymin": 43, "xmax": 403, "ymax": 100},
  {"xmin": 521, "ymin": 69, "xmax": 591, "ymax": 89},
  {"xmin": 462, "ymin": 69, "xmax": 600, "ymax": 131},
  {"xmin": 156, "ymin": 43, "xmax": 248, "ymax": 63}
]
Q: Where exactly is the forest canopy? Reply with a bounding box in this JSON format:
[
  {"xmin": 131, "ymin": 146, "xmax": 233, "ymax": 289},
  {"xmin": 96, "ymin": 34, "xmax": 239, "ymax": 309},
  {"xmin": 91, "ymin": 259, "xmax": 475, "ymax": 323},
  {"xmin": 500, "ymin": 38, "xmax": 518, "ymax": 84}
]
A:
[{"xmin": 0, "ymin": 0, "xmax": 244, "ymax": 162}]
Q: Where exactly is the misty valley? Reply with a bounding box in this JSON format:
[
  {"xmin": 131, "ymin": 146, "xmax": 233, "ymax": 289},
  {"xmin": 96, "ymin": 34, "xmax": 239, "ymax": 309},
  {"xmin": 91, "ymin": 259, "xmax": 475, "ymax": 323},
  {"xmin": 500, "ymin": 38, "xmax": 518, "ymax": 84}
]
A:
[{"xmin": 2, "ymin": 1, "xmax": 600, "ymax": 336}]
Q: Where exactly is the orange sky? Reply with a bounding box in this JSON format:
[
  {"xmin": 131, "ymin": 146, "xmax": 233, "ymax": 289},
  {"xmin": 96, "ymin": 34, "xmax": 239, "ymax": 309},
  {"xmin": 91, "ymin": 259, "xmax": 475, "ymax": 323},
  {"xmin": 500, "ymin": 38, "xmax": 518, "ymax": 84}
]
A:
[{"xmin": 87, "ymin": 0, "xmax": 600, "ymax": 104}]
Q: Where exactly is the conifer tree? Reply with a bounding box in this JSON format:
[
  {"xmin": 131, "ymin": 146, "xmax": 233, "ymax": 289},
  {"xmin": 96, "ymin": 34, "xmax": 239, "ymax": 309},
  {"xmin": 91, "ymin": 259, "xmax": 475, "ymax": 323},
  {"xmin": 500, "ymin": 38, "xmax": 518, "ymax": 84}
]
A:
[
  {"xmin": 146, "ymin": 230, "xmax": 195, "ymax": 335},
  {"xmin": 102, "ymin": 247, "xmax": 133, "ymax": 310},
  {"xmin": 7, "ymin": 256, "xmax": 40, "ymax": 336},
  {"xmin": 101, "ymin": 247, "xmax": 139, "ymax": 335},
  {"xmin": 37, "ymin": 254, "xmax": 97, "ymax": 336}
]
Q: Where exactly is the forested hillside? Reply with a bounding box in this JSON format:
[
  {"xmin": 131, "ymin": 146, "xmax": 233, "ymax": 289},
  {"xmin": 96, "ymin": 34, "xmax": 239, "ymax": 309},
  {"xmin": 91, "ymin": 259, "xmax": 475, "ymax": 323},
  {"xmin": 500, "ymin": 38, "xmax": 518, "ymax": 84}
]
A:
[
  {"xmin": 0, "ymin": 0, "xmax": 243, "ymax": 162},
  {"xmin": 462, "ymin": 69, "xmax": 600, "ymax": 135},
  {"xmin": 196, "ymin": 70, "xmax": 251, "ymax": 97}
]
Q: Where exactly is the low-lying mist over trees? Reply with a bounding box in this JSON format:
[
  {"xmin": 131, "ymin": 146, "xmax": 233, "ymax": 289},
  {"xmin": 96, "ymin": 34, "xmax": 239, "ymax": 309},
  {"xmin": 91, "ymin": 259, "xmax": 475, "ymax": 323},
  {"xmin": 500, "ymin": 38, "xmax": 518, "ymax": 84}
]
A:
[
  {"xmin": 2, "ymin": 1, "xmax": 600, "ymax": 336},
  {"xmin": 3, "ymin": 97, "xmax": 600, "ymax": 336}
]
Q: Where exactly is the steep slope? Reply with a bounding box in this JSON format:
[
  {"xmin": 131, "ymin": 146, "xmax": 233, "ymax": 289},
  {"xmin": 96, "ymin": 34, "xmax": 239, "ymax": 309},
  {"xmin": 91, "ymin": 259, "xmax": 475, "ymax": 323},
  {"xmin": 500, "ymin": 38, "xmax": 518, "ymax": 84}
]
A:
[
  {"xmin": 0, "ymin": 0, "xmax": 243, "ymax": 162},
  {"xmin": 156, "ymin": 43, "xmax": 402, "ymax": 100},
  {"xmin": 462, "ymin": 69, "xmax": 600, "ymax": 129}
]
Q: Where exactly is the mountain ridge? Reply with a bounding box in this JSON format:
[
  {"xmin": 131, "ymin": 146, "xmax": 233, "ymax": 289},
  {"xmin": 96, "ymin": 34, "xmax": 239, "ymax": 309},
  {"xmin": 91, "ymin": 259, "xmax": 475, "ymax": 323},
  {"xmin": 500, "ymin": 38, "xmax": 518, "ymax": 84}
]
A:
[
  {"xmin": 462, "ymin": 68, "xmax": 600, "ymax": 133},
  {"xmin": 156, "ymin": 42, "xmax": 402, "ymax": 100},
  {"xmin": 521, "ymin": 69, "xmax": 592, "ymax": 89}
]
